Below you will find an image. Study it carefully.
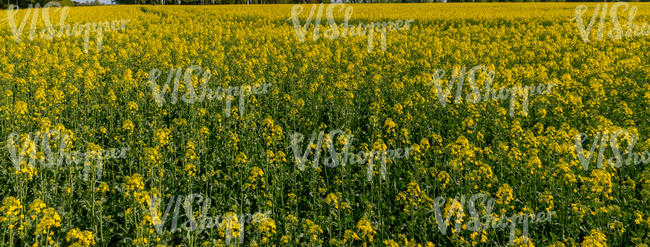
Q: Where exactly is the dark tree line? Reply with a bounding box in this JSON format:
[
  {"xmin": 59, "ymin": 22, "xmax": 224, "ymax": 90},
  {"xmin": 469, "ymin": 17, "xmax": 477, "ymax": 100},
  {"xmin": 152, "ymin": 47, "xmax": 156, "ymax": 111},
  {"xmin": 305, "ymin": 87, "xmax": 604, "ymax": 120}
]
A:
[
  {"xmin": 2, "ymin": 0, "xmax": 73, "ymax": 9},
  {"xmin": 109, "ymin": 0, "xmax": 649, "ymax": 4}
]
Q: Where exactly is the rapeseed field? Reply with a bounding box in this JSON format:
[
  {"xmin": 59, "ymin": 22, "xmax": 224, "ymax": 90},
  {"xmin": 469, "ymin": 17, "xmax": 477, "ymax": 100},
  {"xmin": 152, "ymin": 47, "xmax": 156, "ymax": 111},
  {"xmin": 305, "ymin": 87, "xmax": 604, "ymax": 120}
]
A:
[{"xmin": 1, "ymin": 3, "xmax": 649, "ymax": 246}]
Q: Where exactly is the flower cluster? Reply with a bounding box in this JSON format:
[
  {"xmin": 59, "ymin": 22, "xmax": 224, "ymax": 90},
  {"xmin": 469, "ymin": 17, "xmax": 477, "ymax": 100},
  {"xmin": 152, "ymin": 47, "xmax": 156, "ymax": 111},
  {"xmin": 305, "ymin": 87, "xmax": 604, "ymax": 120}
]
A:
[
  {"xmin": 290, "ymin": 4, "xmax": 414, "ymax": 52},
  {"xmin": 147, "ymin": 65, "xmax": 272, "ymax": 117},
  {"xmin": 5, "ymin": 2, "xmax": 129, "ymax": 52},
  {"xmin": 290, "ymin": 129, "xmax": 412, "ymax": 180}
]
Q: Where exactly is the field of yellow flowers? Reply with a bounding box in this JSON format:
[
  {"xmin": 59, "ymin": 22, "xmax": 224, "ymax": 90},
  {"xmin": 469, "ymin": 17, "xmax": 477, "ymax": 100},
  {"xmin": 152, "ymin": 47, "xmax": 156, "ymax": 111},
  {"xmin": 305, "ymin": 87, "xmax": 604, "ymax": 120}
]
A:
[{"xmin": 2, "ymin": 2, "xmax": 650, "ymax": 246}]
